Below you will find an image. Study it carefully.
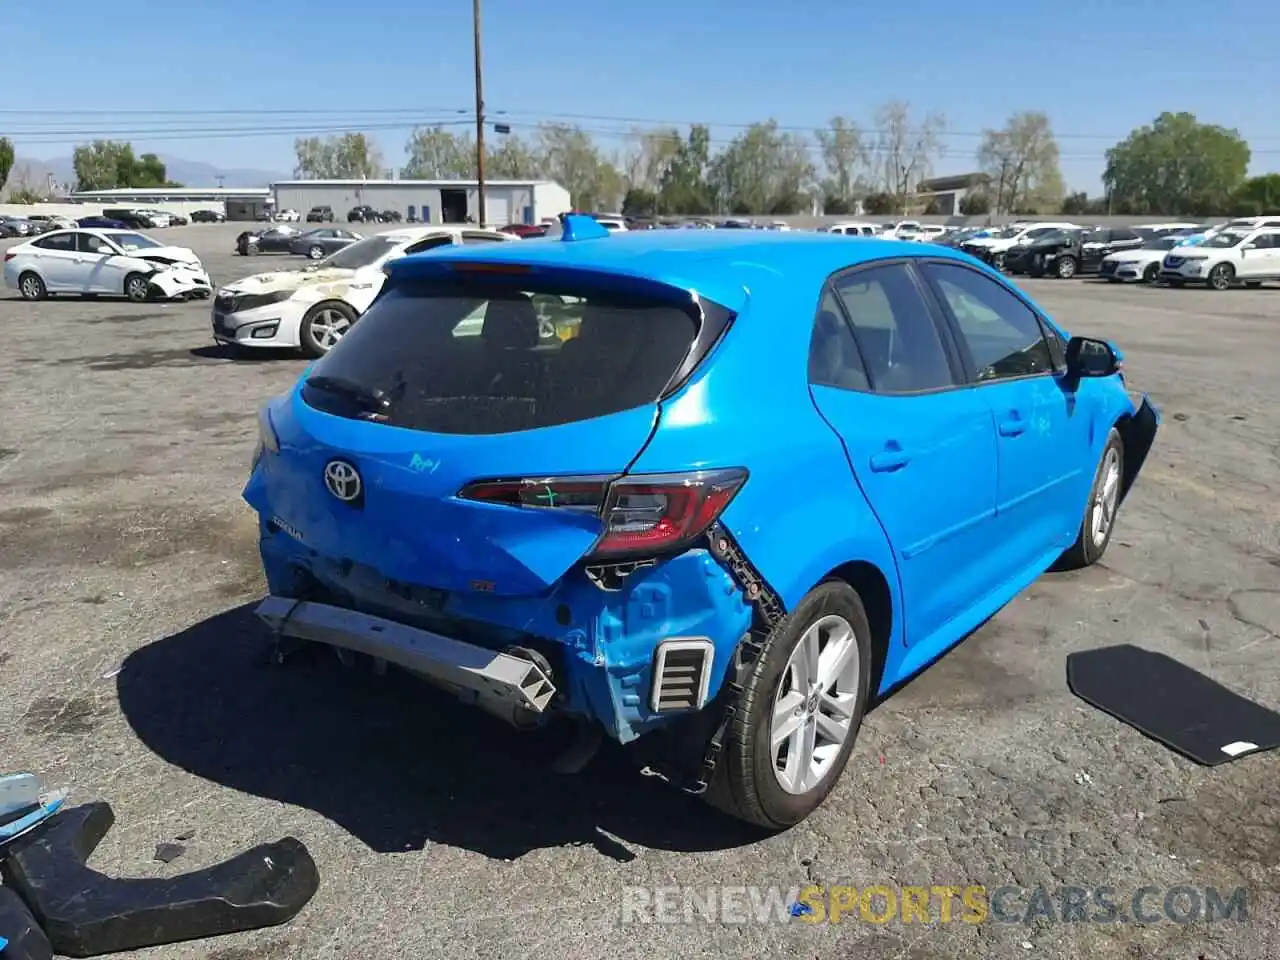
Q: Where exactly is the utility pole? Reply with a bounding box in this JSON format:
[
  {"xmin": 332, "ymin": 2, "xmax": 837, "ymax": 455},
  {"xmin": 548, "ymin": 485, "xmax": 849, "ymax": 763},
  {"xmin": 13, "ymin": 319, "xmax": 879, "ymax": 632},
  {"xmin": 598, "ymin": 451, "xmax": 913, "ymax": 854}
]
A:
[{"xmin": 473, "ymin": 0, "xmax": 487, "ymax": 227}]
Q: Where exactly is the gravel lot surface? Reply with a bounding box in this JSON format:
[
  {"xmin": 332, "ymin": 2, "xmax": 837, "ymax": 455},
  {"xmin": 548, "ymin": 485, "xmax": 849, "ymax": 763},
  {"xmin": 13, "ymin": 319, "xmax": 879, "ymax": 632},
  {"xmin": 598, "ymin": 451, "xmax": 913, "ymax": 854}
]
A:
[{"xmin": 1, "ymin": 223, "xmax": 1277, "ymax": 959}]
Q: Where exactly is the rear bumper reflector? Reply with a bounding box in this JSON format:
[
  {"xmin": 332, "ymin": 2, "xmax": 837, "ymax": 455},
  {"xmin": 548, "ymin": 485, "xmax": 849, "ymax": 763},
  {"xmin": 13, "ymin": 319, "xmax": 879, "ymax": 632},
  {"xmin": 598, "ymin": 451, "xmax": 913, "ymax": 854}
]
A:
[
  {"xmin": 255, "ymin": 596, "xmax": 556, "ymax": 720},
  {"xmin": 650, "ymin": 638, "xmax": 714, "ymax": 712}
]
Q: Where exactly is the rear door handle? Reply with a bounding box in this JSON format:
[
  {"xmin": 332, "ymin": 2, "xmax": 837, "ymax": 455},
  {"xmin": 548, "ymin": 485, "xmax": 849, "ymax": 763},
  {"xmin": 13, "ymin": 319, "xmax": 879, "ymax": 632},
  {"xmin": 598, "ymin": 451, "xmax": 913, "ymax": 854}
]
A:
[
  {"xmin": 869, "ymin": 446, "xmax": 911, "ymax": 472},
  {"xmin": 998, "ymin": 413, "xmax": 1028, "ymax": 437}
]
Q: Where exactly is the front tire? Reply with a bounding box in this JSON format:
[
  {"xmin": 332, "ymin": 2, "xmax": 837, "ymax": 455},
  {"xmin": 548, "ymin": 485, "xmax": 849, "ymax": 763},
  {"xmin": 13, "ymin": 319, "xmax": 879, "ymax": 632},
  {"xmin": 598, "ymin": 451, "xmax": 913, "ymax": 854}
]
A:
[
  {"xmin": 308, "ymin": 245, "xmax": 325, "ymax": 260},
  {"xmin": 705, "ymin": 581, "xmax": 871, "ymax": 830},
  {"xmin": 1056, "ymin": 429, "xmax": 1124, "ymax": 571},
  {"xmin": 299, "ymin": 301, "xmax": 358, "ymax": 358},
  {"xmin": 1207, "ymin": 263, "xmax": 1234, "ymax": 291},
  {"xmin": 124, "ymin": 273, "xmax": 151, "ymax": 302},
  {"xmin": 18, "ymin": 271, "xmax": 46, "ymax": 301},
  {"xmin": 1055, "ymin": 255, "xmax": 1078, "ymax": 279},
  {"xmin": 1142, "ymin": 263, "xmax": 1160, "ymax": 283}
]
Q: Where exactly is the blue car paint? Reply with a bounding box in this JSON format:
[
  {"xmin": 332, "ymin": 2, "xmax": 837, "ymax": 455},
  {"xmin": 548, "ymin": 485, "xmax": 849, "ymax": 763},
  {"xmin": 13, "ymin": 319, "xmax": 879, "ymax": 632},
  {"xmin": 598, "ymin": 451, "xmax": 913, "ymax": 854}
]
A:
[{"xmin": 246, "ymin": 226, "xmax": 1157, "ymax": 741}]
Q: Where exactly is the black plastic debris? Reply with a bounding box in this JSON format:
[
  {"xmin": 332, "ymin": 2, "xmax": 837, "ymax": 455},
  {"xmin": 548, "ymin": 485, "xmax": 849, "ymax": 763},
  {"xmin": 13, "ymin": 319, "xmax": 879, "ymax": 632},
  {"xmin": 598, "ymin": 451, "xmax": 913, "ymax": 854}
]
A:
[
  {"xmin": 1067, "ymin": 644, "xmax": 1280, "ymax": 766},
  {"xmin": 0, "ymin": 885, "xmax": 54, "ymax": 960},
  {"xmin": 2, "ymin": 802, "xmax": 319, "ymax": 958},
  {"xmin": 153, "ymin": 843, "xmax": 186, "ymax": 865}
]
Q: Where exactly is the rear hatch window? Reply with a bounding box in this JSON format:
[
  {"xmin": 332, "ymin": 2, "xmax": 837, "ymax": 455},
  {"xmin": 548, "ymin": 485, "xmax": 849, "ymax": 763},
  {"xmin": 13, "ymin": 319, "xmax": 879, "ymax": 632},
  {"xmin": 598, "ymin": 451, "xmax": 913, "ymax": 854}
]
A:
[{"xmin": 301, "ymin": 280, "xmax": 705, "ymax": 434}]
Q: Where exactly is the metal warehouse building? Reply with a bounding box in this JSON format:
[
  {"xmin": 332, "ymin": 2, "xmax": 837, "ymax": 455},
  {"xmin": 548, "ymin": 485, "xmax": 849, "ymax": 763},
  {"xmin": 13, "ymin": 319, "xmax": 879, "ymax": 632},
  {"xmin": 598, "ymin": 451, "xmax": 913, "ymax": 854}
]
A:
[
  {"xmin": 69, "ymin": 187, "xmax": 273, "ymax": 220},
  {"xmin": 271, "ymin": 179, "xmax": 572, "ymax": 227}
]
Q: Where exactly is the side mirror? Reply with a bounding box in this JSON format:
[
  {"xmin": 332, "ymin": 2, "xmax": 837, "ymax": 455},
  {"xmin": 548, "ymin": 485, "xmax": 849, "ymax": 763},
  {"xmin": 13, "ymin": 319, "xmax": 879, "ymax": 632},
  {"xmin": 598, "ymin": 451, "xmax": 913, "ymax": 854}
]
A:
[
  {"xmin": 1241, "ymin": 242, "xmax": 1256, "ymax": 251},
  {"xmin": 1064, "ymin": 336, "xmax": 1121, "ymax": 379}
]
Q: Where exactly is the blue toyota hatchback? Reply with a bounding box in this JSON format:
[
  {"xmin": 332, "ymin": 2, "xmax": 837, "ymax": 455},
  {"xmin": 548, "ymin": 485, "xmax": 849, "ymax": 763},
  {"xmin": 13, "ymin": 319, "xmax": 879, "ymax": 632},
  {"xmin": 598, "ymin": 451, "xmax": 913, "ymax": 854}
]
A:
[{"xmin": 245, "ymin": 216, "xmax": 1159, "ymax": 829}]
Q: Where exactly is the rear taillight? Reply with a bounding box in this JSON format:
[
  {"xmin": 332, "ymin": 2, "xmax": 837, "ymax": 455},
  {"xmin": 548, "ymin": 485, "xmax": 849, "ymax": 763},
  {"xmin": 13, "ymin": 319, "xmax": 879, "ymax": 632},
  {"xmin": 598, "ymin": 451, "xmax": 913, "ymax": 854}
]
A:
[
  {"xmin": 459, "ymin": 469, "xmax": 747, "ymax": 560},
  {"xmin": 3, "ymin": 253, "xmax": 15, "ymax": 262}
]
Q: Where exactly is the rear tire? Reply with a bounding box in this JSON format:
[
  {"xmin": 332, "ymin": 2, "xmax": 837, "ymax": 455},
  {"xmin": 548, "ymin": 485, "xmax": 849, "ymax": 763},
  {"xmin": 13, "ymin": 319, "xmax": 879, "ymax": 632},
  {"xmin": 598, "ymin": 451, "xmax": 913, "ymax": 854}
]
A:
[
  {"xmin": 1055, "ymin": 255, "xmax": 1078, "ymax": 279},
  {"xmin": 704, "ymin": 581, "xmax": 871, "ymax": 830},
  {"xmin": 308, "ymin": 245, "xmax": 325, "ymax": 260},
  {"xmin": 1056, "ymin": 429, "xmax": 1124, "ymax": 571},
  {"xmin": 18, "ymin": 271, "xmax": 46, "ymax": 301}
]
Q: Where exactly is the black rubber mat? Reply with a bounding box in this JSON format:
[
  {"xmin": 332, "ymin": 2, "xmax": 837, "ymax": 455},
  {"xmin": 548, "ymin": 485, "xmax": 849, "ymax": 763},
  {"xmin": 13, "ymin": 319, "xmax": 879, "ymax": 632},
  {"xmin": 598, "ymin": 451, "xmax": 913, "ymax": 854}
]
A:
[{"xmin": 1067, "ymin": 644, "xmax": 1280, "ymax": 766}]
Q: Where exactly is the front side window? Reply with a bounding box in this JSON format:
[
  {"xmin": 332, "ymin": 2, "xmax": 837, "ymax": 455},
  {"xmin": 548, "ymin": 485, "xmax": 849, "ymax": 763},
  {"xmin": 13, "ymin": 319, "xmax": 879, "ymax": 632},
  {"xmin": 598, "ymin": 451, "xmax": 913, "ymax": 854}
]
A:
[
  {"xmin": 922, "ymin": 262, "xmax": 1055, "ymax": 381},
  {"xmin": 300, "ymin": 280, "xmax": 706, "ymax": 435},
  {"xmin": 77, "ymin": 233, "xmax": 116, "ymax": 254}
]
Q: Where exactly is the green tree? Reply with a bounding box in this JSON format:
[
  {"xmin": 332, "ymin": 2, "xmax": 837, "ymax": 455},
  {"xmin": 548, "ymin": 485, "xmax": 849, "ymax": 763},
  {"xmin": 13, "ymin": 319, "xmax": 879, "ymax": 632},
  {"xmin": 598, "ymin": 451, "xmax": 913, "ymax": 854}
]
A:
[
  {"xmin": 293, "ymin": 133, "xmax": 384, "ymax": 179},
  {"xmin": 623, "ymin": 128, "xmax": 681, "ymax": 193},
  {"xmin": 708, "ymin": 120, "xmax": 815, "ymax": 215},
  {"xmin": 486, "ymin": 134, "xmax": 542, "ymax": 179},
  {"xmin": 959, "ymin": 191, "xmax": 990, "ymax": 215},
  {"xmin": 72, "ymin": 141, "xmax": 177, "ymax": 190},
  {"xmin": 0, "ymin": 137, "xmax": 13, "ymax": 194},
  {"xmin": 861, "ymin": 192, "xmax": 898, "ymax": 216},
  {"xmin": 621, "ymin": 187, "xmax": 659, "ymax": 217},
  {"xmin": 657, "ymin": 125, "xmax": 714, "ymax": 214},
  {"xmin": 402, "ymin": 126, "xmax": 474, "ymax": 179},
  {"xmin": 535, "ymin": 123, "xmax": 622, "ymax": 211},
  {"xmin": 1103, "ymin": 112, "xmax": 1250, "ymax": 215},
  {"xmin": 815, "ymin": 116, "xmax": 867, "ymax": 213},
  {"xmin": 977, "ymin": 111, "xmax": 1064, "ymax": 214},
  {"xmin": 1231, "ymin": 174, "xmax": 1280, "ymax": 215}
]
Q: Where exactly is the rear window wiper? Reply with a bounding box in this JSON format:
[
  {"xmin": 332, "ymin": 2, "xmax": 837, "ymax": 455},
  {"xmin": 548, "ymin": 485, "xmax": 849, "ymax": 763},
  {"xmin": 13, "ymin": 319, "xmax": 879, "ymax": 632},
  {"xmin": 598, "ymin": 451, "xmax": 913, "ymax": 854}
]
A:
[{"xmin": 305, "ymin": 375, "xmax": 390, "ymax": 412}]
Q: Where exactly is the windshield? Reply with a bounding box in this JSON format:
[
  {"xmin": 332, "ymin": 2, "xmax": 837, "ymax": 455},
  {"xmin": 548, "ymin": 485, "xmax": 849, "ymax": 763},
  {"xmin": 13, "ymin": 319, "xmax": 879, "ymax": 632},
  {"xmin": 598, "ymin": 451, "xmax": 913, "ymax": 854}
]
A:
[
  {"xmin": 320, "ymin": 235, "xmax": 403, "ymax": 270},
  {"xmin": 301, "ymin": 280, "xmax": 704, "ymax": 434},
  {"xmin": 1201, "ymin": 232, "xmax": 1248, "ymax": 249},
  {"xmin": 1019, "ymin": 227, "xmax": 1058, "ymax": 241},
  {"xmin": 991, "ymin": 226, "xmax": 1022, "ymax": 238},
  {"xmin": 111, "ymin": 232, "xmax": 162, "ymax": 251},
  {"xmin": 1142, "ymin": 237, "xmax": 1180, "ymax": 251}
]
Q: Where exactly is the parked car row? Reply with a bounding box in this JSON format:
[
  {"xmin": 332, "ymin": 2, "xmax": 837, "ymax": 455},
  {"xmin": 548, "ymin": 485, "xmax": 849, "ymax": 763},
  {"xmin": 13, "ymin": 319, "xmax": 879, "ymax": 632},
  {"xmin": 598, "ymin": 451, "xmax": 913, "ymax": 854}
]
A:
[
  {"xmin": 235, "ymin": 226, "xmax": 365, "ymax": 259},
  {"xmin": 952, "ymin": 215, "xmax": 1280, "ymax": 290}
]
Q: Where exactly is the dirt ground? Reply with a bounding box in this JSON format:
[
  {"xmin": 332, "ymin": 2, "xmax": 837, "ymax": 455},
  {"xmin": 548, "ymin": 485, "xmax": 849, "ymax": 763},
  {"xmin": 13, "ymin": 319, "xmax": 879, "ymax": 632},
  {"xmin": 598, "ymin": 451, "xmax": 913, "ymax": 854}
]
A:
[{"xmin": 1, "ymin": 223, "xmax": 1277, "ymax": 959}]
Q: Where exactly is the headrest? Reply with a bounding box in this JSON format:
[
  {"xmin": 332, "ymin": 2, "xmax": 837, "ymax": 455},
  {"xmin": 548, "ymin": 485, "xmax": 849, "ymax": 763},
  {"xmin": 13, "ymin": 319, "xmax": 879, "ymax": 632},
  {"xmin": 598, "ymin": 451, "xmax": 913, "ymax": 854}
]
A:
[{"xmin": 481, "ymin": 295, "xmax": 539, "ymax": 350}]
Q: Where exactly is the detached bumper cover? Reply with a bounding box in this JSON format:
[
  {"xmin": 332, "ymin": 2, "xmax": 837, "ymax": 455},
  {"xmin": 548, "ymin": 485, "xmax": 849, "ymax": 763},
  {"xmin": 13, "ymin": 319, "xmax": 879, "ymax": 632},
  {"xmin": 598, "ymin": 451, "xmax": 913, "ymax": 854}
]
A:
[{"xmin": 1, "ymin": 802, "xmax": 318, "ymax": 958}]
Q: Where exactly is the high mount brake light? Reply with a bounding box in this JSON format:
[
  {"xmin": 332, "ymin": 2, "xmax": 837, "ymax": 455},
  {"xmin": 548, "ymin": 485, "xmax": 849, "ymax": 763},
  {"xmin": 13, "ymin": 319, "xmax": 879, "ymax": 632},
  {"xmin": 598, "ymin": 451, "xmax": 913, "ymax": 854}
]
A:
[{"xmin": 458, "ymin": 469, "xmax": 748, "ymax": 560}]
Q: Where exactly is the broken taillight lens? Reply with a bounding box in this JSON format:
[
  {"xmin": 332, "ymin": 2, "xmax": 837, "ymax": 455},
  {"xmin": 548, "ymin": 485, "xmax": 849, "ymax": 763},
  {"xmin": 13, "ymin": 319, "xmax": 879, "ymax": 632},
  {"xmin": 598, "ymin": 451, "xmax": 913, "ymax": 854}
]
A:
[{"xmin": 458, "ymin": 469, "xmax": 747, "ymax": 560}]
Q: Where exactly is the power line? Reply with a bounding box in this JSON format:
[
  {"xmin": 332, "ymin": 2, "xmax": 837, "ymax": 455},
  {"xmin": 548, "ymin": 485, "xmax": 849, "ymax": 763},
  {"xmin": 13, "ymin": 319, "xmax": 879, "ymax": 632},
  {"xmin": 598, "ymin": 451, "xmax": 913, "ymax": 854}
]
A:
[{"xmin": 5, "ymin": 105, "xmax": 1280, "ymax": 146}]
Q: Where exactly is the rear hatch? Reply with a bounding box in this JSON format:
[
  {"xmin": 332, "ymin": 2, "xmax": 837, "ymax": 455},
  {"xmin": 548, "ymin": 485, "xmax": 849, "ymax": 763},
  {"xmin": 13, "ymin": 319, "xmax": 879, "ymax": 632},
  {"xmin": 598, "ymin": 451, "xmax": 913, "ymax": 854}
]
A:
[{"xmin": 247, "ymin": 273, "xmax": 728, "ymax": 596}]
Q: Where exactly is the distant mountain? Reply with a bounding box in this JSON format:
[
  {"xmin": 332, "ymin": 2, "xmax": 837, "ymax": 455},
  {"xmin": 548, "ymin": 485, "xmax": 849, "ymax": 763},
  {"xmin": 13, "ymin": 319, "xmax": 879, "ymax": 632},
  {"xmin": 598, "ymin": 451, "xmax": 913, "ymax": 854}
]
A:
[{"xmin": 11, "ymin": 153, "xmax": 289, "ymax": 191}]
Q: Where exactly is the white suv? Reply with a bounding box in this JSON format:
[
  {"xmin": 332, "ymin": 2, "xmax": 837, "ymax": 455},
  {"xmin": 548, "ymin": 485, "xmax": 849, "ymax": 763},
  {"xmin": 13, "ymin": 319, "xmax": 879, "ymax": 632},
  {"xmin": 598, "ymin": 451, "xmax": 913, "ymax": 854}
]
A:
[{"xmin": 1159, "ymin": 226, "xmax": 1280, "ymax": 290}]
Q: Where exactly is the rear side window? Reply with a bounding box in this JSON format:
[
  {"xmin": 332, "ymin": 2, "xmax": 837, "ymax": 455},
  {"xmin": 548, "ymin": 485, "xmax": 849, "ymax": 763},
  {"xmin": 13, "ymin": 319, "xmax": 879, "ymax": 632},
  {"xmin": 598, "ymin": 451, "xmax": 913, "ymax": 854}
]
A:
[
  {"xmin": 833, "ymin": 264, "xmax": 955, "ymax": 393},
  {"xmin": 808, "ymin": 289, "xmax": 869, "ymax": 391},
  {"xmin": 302, "ymin": 281, "xmax": 707, "ymax": 434},
  {"xmin": 33, "ymin": 233, "xmax": 75, "ymax": 251}
]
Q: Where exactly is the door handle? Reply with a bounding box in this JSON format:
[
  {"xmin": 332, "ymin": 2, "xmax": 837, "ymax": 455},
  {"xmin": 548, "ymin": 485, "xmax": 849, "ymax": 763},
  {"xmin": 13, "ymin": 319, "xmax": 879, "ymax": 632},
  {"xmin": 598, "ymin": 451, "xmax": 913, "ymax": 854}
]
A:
[
  {"xmin": 869, "ymin": 445, "xmax": 911, "ymax": 472},
  {"xmin": 998, "ymin": 414, "xmax": 1028, "ymax": 437}
]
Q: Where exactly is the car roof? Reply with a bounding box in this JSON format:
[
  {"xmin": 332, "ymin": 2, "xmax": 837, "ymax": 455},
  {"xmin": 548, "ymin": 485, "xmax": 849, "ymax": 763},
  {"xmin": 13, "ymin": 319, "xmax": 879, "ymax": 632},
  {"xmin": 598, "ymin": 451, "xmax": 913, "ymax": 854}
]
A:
[
  {"xmin": 392, "ymin": 228, "xmax": 982, "ymax": 310},
  {"xmin": 376, "ymin": 225, "xmax": 508, "ymax": 242}
]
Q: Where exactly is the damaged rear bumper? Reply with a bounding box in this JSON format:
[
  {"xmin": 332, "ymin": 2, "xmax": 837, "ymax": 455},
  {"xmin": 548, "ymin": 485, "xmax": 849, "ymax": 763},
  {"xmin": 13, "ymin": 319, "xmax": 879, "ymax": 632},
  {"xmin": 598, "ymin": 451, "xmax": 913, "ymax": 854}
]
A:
[{"xmin": 256, "ymin": 596, "xmax": 557, "ymax": 725}]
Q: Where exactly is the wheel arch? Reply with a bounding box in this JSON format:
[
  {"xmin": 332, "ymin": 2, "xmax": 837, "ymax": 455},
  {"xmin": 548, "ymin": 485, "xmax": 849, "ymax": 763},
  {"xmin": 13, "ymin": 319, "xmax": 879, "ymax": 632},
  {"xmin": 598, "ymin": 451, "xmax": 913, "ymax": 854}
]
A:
[
  {"xmin": 1113, "ymin": 397, "xmax": 1159, "ymax": 504},
  {"xmin": 820, "ymin": 559, "xmax": 894, "ymax": 697}
]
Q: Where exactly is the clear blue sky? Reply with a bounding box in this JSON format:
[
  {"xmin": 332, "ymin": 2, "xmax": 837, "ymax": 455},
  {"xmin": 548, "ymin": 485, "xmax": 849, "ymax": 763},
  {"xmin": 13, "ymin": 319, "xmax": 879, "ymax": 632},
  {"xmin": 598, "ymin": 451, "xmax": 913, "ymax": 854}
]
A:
[{"xmin": 8, "ymin": 0, "xmax": 1279, "ymax": 192}]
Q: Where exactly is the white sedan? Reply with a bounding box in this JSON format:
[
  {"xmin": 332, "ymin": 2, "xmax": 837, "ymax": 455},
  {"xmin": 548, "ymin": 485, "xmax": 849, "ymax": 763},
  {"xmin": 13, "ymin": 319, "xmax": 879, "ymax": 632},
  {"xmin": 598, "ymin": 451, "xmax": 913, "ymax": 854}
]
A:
[
  {"xmin": 211, "ymin": 225, "xmax": 512, "ymax": 357},
  {"xmin": 3, "ymin": 228, "xmax": 212, "ymax": 302},
  {"xmin": 1098, "ymin": 235, "xmax": 1182, "ymax": 283}
]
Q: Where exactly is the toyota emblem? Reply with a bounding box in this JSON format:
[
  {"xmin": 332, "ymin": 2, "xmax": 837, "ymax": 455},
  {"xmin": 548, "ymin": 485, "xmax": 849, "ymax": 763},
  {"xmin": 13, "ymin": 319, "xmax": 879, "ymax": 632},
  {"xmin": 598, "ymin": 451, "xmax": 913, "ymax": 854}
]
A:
[{"xmin": 323, "ymin": 459, "xmax": 363, "ymax": 504}]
